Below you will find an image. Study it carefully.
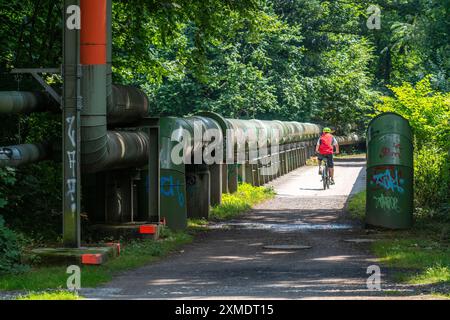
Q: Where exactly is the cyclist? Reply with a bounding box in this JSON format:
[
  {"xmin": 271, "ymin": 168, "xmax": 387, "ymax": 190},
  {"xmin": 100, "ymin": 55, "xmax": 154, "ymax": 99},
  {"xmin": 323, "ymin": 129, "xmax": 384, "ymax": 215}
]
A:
[{"xmin": 315, "ymin": 127, "xmax": 339, "ymax": 185}]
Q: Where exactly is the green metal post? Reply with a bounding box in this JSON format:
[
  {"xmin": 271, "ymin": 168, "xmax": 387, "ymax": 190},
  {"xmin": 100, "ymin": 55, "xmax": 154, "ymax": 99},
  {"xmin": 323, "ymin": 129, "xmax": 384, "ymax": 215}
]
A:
[
  {"xmin": 237, "ymin": 163, "xmax": 245, "ymax": 184},
  {"xmin": 228, "ymin": 164, "xmax": 238, "ymax": 193},
  {"xmin": 62, "ymin": 0, "xmax": 81, "ymax": 247},
  {"xmin": 221, "ymin": 164, "xmax": 229, "ymax": 194},
  {"xmin": 244, "ymin": 163, "xmax": 254, "ymax": 185},
  {"xmin": 366, "ymin": 112, "xmax": 414, "ymax": 229}
]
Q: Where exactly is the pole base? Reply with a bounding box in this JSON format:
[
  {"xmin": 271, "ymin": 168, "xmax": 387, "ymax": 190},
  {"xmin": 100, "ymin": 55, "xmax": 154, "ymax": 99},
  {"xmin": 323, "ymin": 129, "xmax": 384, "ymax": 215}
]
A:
[{"xmin": 30, "ymin": 245, "xmax": 120, "ymax": 266}]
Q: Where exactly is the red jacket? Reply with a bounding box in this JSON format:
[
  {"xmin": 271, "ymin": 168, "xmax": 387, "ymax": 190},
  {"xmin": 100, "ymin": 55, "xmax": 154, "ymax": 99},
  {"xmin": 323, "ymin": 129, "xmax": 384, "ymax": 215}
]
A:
[{"xmin": 318, "ymin": 133, "xmax": 335, "ymax": 155}]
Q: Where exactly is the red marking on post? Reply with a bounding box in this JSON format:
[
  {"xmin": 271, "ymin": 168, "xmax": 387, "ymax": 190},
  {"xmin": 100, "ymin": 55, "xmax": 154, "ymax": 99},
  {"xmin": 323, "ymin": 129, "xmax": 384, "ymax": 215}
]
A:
[
  {"xmin": 80, "ymin": 0, "xmax": 107, "ymax": 65},
  {"xmin": 139, "ymin": 225, "xmax": 157, "ymax": 234},
  {"xmin": 82, "ymin": 254, "xmax": 103, "ymax": 265}
]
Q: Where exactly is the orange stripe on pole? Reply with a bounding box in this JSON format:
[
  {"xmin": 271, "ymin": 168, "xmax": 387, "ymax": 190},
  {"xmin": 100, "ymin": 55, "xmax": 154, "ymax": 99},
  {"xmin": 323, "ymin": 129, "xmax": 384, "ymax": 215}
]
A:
[{"xmin": 80, "ymin": 0, "xmax": 107, "ymax": 65}]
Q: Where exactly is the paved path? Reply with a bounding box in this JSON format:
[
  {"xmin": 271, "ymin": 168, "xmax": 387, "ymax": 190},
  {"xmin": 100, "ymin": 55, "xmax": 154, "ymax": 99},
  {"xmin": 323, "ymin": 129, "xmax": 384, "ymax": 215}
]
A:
[{"xmin": 83, "ymin": 158, "xmax": 433, "ymax": 299}]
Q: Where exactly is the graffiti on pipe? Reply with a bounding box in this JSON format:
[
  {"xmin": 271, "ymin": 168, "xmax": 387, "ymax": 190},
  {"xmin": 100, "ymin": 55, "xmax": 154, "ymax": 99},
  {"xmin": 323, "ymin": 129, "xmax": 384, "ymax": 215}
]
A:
[
  {"xmin": 66, "ymin": 116, "xmax": 77, "ymax": 214},
  {"xmin": 379, "ymin": 143, "xmax": 401, "ymax": 159},
  {"xmin": 370, "ymin": 167, "xmax": 405, "ymax": 193},
  {"xmin": 373, "ymin": 194, "xmax": 400, "ymax": 212},
  {"xmin": 160, "ymin": 176, "xmax": 185, "ymax": 207}
]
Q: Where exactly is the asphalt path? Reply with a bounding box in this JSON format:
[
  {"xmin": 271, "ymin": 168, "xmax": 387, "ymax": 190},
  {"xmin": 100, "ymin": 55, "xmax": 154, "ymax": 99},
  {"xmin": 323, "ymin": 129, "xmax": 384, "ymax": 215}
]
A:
[{"xmin": 82, "ymin": 157, "xmax": 436, "ymax": 300}]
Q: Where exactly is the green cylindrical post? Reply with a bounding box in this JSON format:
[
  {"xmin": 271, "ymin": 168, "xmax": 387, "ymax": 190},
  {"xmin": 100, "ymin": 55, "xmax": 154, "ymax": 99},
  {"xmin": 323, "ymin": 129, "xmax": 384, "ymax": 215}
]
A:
[
  {"xmin": 222, "ymin": 164, "xmax": 229, "ymax": 194},
  {"xmin": 209, "ymin": 163, "xmax": 222, "ymax": 205},
  {"xmin": 237, "ymin": 163, "xmax": 245, "ymax": 184},
  {"xmin": 244, "ymin": 163, "xmax": 253, "ymax": 185},
  {"xmin": 253, "ymin": 164, "xmax": 260, "ymax": 187},
  {"xmin": 186, "ymin": 165, "xmax": 210, "ymax": 219},
  {"xmin": 283, "ymin": 151, "xmax": 287, "ymax": 173},
  {"xmin": 228, "ymin": 164, "xmax": 238, "ymax": 193},
  {"xmin": 290, "ymin": 149, "xmax": 295, "ymax": 170},
  {"xmin": 366, "ymin": 112, "xmax": 414, "ymax": 229}
]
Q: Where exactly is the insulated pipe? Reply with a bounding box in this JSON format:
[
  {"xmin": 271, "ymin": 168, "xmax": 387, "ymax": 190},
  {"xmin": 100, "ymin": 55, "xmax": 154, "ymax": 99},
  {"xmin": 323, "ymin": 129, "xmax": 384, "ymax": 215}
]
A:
[
  {"xmin": 80, "ymin": 0, "xmax": 149, "ymax": 173},
  {"xmin": 0, "ymin": 91, "xmax": 57, "ymax": 114},
  {"xmin": 0, "ymin": 143, "xmax": 50, "ymax": 167},
  {"xmin": 0, "ymin": 86, "xmax": 148, "ymax": 125},
  {"xmin": 107, "ymin": 84, "xmax": 149, "ymax": 126}
]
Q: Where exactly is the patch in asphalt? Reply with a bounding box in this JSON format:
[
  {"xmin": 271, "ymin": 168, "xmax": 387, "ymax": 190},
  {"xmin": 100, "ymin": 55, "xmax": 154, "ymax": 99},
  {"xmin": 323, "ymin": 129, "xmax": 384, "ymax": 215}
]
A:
[
  {"xmin": 210, "ymin": 222, "xmax": 353, "ymax": 232},
  {"xmin": 263, "ymin": 245, "xmax": 312, "ymax": 250},
  {"xmin": 344, "ymin": 239, "xmax": 376, "ymax": 243}
]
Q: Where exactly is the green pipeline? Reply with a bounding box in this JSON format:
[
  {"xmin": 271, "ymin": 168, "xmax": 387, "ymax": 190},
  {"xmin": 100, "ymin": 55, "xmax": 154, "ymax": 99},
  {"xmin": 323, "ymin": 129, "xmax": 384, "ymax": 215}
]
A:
[
  {"xmin": 0, "ymin": 91, "xmax": 58, "ymax": 114},
  {"xmin": 80, "ymin": 65, "xmax": 149, "ymax": 173},
  {"xmin": 0, "ymin": 86, "xmax": 148, "ymax": 126},
  {"xmin": 0, "ymin": 143, "xmax": 50, "ymax": 167}
]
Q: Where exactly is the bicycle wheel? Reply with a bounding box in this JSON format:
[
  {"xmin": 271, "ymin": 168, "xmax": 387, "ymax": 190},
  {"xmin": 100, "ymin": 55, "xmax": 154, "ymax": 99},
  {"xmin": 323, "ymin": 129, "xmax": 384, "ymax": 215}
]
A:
[{"xmin": 322, "ymin": 165, "xmax": 327, "ymax": 190}]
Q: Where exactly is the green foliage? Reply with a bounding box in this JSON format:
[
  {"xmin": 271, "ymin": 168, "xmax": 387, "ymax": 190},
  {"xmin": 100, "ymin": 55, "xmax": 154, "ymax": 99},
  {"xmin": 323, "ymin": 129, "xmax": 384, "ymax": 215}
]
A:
[
  {"xmin": 414, "ymin": 147, "xmax": 450, "ymax": 216},
  {"xmin": 373, "ymin": 234, "xmax": 450, "ymax": 290},
  {"xmin": 366, "ymin": 0, "xmax": 449, "ymax": 90},
  {"xmin": 0, "ymin": 215, "xmax": 27, "ymax": 275},
  {"xmin": 0, "ymin": 162, "xmax": 62, "ymax": 240},
  {"xmin": 375, "ymin": 76, "xmax": 450, "ymax": 150},
  {"xmin": 210, "ymin": 183, "xmax": 275, "ymax": 220},
  {"xmin": 374, "ymin": 76, "xmax": 450, "ymax": 215},
  {"xmin": 374, "ymin": 237, "xmax": 450, "ymax": 270},
  {"xmin": 408, "ymin": 265, "xmax": 450, "ymax": 285},
  {"xmin": 0, "ymin": 167, "xmax": 16, "ymax": 209},
  {"xmin": 146, "ymin": 0, "xmax": 378, "ymax": 133},
  {"xmin": 16, "ymin": 290, "xmax": 81, "ymax": 300}
]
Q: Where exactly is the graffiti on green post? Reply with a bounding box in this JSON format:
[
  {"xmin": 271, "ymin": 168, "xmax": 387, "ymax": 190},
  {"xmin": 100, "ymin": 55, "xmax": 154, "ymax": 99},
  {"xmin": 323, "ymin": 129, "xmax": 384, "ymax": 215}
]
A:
[
  {"xmin": 374, "ymin": 194, "xmax": 400, "ymax": 212},
  {"xmin": 370, "ymin": 166, "xmax": 405, "ymax": 193}
]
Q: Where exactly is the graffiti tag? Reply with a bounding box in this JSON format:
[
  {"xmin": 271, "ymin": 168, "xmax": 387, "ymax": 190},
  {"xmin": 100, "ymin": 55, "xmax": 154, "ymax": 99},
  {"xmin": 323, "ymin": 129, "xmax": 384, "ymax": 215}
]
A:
[
  {"xmin": 379, "ymin": 142, "xmax": 401, "ymax": 159},
  {"xmin": 161, "ymin": 176, "xmax": 185, "ymax": 207},
  {"xmin": 374, "ymin": 194, "xmax": 399, "ymax": 212},
  {"xmin": 65, "ymin": 116, "xmax": 77, "ymax": 214},
  {"xmin": 371, "ymin": 169, "xmax": 404, "ymax": 193}
]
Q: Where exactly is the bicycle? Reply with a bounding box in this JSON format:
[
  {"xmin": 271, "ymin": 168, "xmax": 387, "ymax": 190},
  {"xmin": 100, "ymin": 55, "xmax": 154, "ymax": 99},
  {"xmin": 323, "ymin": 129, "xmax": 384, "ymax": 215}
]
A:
[{"xmin": 319, "ymin": 156, "xmax": 330, "ymax": 190}]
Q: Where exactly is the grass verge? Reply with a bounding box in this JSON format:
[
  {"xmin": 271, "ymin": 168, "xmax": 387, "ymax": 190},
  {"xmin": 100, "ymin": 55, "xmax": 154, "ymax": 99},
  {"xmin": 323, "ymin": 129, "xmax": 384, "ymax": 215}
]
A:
[
  {"xmin": 347, "ymin": 190, "xmax": 366, "ymax": 221},
  {"xmin": 187, "ymin": 218, "xmax": 210, "ymax": 232},
  {"xmin": 16, "ymin": 290, "xmax": 81, "ymax": 300},
  {"xmin": 0, "ymin": 228, "xmax": 192, "ymax": 292},
  {"xmin": 346, "ymin": 190, "xmax": 450, "ymax": 297},
  {"xmin": 210, "ymin": 183, "xmax": 275, "ymax": 220}
]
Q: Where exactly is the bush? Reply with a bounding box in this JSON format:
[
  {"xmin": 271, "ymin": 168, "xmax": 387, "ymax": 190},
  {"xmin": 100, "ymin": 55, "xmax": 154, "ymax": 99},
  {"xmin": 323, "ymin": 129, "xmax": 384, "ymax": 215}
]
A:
[
  {"xmin": 0, "ymin": 167, "xmax": 16, "ymax": 209},
  {"xmin": 374, "ymin": 76, "xmax": 450, "ymax": 216},
  {"xmin": 374, "ymin": 75, "xmax": 450, "ymax": 151},
  {"xmin": 414, "ymin": 146, "xmax": 450, "ymax": 218},
  {"xmin": 0, "ymin": 215, "xmax": 26, "ymax": 275}
]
